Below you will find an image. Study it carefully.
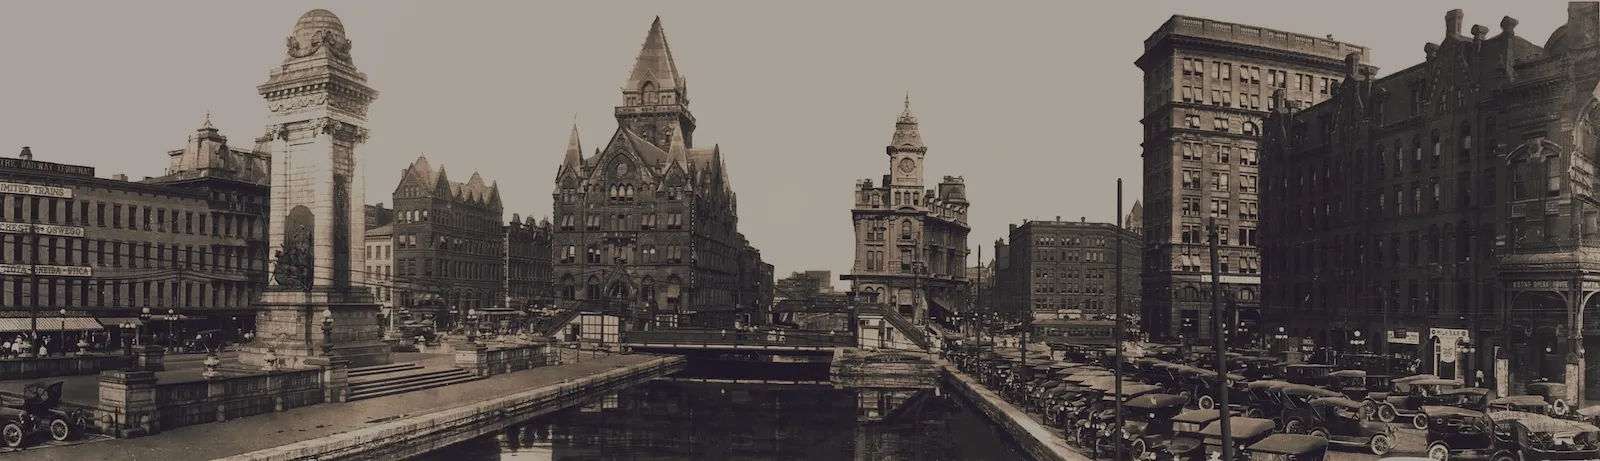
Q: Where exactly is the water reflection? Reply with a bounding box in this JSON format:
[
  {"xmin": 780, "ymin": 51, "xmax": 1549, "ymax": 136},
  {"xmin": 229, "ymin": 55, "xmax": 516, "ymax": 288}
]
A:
[{"xmin": 410, "ymin": 379, "xmax": 1028, "ymax": 461}]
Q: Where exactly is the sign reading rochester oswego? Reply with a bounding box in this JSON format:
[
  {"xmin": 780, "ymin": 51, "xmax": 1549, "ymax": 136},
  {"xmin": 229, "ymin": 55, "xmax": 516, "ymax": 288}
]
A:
[
  {"xmin": 0, "ymin": 222, "xmax": 84, "ymax": 238},
  {"xmin": 0, "ymin": 182, "xmax": 72, "ymax": 199},
  {"xmin": 0, "ymin": 265, "xmax": 92, "ymax": 277}
]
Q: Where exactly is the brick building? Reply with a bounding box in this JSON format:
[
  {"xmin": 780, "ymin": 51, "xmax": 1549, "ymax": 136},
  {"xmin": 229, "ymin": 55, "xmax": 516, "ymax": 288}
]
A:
[
  {"xmin": 504, "ymin": 214, "xmax": 553, "ymax": 310},
  {"xmin": 1260, "ymin": 4, "xmax": 1600, "ymax": 401},
  {"xmin": 993, "ymin": 217, "xmax": 1142, "ymax": 322},
  {"xmin": 365, "ymin": 203, "xmax": 395, "ymax": 230},
  {"xmin": 550, "ymin": 18, "xmax": 768, "ymax": 330},
  {"xmin": 842, "ymin": 98, "xmax": 971, "ymax": 327},
  {"xmin": 390, "ymin": 155, "xmax": 505, "ymax": 329},
  {"xmin": 1136, "ymin": 15, "xmax": 1370, "ymax": 342},
  {"xmin": 0, "ymin": 118, "xmax": 270, "ymax": 347},
  {"xmin": 363, "ymin": 223, "xmax": 394, "ymax": 321}
]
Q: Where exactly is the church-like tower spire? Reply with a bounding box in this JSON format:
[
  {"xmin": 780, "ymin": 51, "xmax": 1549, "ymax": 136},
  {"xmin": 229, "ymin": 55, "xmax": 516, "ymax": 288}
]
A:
[
  {"xmin": 887, "ymin": 93, "xmax": 927, "ymax": 188},
  {"xmin": 617, "ymin": 17, "xmax": 696, "ymax": 151},
  {"xmin": 562, "ymin": 123, "xmax": 583, "ymax": 172}
]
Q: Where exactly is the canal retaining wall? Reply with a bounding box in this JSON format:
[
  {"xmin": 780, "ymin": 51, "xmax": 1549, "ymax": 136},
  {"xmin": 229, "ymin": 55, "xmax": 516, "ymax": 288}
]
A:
[
  {"xmin": 212, "ymin": 355, "xmax": 687, "ymax": 461},
  {"xmin": 940, "ymin": 365, "xmax": 1090, "ymax": 461}
]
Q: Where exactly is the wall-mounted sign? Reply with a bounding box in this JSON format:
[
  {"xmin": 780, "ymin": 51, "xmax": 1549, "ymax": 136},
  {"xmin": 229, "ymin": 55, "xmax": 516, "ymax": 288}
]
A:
[
  {"xmin": 1390, "ymin": 330, "xmax": 1421, "ymax": 345},
  {"xmin": 0, "ymin": 265, "xmax": 92, "ymax": 277},
  {"xmin": 0, "ymin": 158, "xmax": 94, "ymax": 177},
  {"xmin": 1509, "ymin": 280, "xmax": 1569, "ymax": 290},
  {"xmin": 0, "ymin": 182, "xmax": 72, "ymax": 199},
  {"xmin": 0, "ymin": 222, "xmax": 84, "ymax": 238}
]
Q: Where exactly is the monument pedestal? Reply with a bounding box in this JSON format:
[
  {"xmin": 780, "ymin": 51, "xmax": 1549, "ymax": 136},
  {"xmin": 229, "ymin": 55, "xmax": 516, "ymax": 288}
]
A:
[{"xmin": 239, "ymin": 288, "xmax": 392, "ymax": 370}]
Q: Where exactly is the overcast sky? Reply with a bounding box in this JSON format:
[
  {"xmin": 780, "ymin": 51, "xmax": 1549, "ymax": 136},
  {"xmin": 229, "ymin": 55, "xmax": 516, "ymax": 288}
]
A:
[{"xmin": 0, "ymin": 1, "xmax": 1569, "ymax": 288}]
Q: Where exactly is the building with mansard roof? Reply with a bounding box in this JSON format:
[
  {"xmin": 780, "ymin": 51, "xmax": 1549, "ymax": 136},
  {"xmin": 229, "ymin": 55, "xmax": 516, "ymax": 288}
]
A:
[
  {"xmin": 389, "ymin": 154, "xmax": 505, "ymax": 329},
  {"xmin": 550, "ymin": 18, "xmax": 768, "ymax": 331},
  {"xmin": 842, "ymin": 97, "xmax": 971, "ymax": 331},
  {"xmin": 1260, "ymin": 3, "xmax": 1600, "ymax": 401}
]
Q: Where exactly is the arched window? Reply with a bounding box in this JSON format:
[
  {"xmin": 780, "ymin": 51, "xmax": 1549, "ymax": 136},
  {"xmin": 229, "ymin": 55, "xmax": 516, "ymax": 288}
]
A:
[
  {"xmin": 640, "ymin": 81, "xmax": 656, "ymax": 105},
  {"xmin": 585, "ymin": 276, "xmax": 601, "ymax": 300},
  {"xmin": 559, "ymin": 274, "xmax": 576, "ymax": 299},
  {"xmin": 608, "ymin": 282, "xmax": 630, "ymax": 299},
  {"xmin": 1242, "ymin": 121, "xmax": 1258, "ymax": 136},
  {"xmin": 640, "ymin": 276, "xmax": 656, "ymax": 303},
  {"xmin": 1484, "ymin": 116, "xmax": 1497, "ymax": 158},
  {"xmin": 1459, "ymin": 121, "xmax": 1473, "ymax": 160},
  {"xmin": 1429, "ymin": 130, "xmax": 1441, "ymax": 165},
  {"xmin": 900, "ymin": 219, "xmax": 913, "ymax": 240}
]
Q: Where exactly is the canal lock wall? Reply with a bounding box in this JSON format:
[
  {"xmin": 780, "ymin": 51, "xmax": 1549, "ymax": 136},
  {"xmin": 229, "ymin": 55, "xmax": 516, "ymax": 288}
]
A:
[
  {"xmin": 212, "ymin": 355, "xmax": 687, "ymax": 461},
  {"xmin": 940, "ymin": 365, "xmax": 1091, "ymax": 461}
]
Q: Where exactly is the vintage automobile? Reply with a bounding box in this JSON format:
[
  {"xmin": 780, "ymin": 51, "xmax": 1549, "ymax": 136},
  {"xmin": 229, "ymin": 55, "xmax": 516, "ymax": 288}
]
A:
[
  {"xmin": 1301, "ymin": 397, "xmax": 1396, "ymax": 456},
  {"xmin": 1486, "ymin": 395, "xmax": 1551, "ymax": 415},
  {"xmin": 1284, "ymin": 364, "xmax": 1336, "ymax": 387},
  {"xmin": 1327, "ymin": 370, "xmax": 1369, "ymax": 400},
  {"xmin": 1156, "ymin": 409, "xmax": 1227, "ymax": 461},
  {"xmin": 1116, "ymin": 393, "xmax": 1191, "ymax": 460},
  {"xmin": 1431, "ymin": 388, "xmax": 1496, "ymax": 413},
  {"xmin": 1487, "ymin": 410, "xmax": 1600, "ymax": 460},
  {"xmin": 1247, "ymin": 434, "xmax": 1329, "ymax": 461},
  {"xmin": 1526, "ymin": 382, "xmax": 1573, "ymax": 417},
  {"xmin": 0, "ymin": 381, "xmax": 93, "ymax": 448},
  {"xmin": 1273, "ymin": 384, "xmax": 1345, "ymax": 433},
  {"xmin": 1188, "ymin": 417, "xmax": 1279, "ymax": 461},
  {"xmin": 1374, "ymin": 377, "xmax": 1463, "ymax": 428},
  {"xmin": 1244, "ymin": 381, "xmax": 1295, "ymax": 419},
  {"xmin": 1420, "ymin": 406, "xmax": 1495, "ymax": 461},
  {"xmin": 1193, "ymin": 369, "xmax": 1250, "ymax": 412}
]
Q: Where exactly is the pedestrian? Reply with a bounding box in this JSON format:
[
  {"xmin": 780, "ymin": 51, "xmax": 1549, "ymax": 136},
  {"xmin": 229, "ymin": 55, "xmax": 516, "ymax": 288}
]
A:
[
  {"xmin": 1475, "ymin": 369, "xmax": 1485, "ymax": 388},
  {"xmin": 37, "ymin": 344, "xmax": 47, "ymax": 357}
]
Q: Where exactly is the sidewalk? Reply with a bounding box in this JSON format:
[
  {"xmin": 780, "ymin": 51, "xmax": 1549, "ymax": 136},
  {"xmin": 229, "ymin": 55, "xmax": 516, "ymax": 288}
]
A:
[{"xmin": 8, "ymin": 353, "xmax": 655, "ymax": 461}]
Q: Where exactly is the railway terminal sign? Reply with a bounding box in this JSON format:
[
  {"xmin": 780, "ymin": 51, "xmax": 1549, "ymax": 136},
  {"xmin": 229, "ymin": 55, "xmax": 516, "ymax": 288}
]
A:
[
  {"xmin": 0, "ymin": 222, "xmax": 84, "ymax": 238},
  {"xmin": 0, "ymin": 182, "xmax": 72, "ymax": 199}
]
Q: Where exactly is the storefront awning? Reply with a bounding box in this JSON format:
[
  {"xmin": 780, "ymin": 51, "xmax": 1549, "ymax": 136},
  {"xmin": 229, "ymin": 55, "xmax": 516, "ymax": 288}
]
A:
[
  {"xmin": 0, "ymin": 317, "xmax": 104, "ymax": 333},
  {"xmin": 96, "ymin": 317, "xmax": 144, "ymax": 328}
]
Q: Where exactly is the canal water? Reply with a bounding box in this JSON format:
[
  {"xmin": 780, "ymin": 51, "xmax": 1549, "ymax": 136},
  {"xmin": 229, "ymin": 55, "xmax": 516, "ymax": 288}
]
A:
[{"xmin": 407, "ymin": 369, "xmax": 1030, "ymax": 460}]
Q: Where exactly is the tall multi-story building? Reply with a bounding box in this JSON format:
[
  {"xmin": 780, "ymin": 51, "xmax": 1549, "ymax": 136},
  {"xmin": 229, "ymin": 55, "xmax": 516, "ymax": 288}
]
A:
[
  {"xmin": 992, "ymin": 217, "xmax": 1142, "ymax": 321},
  {"xmin": 1260, "ymin": 4, "xmax": 1600, "ymax": 400},
  {"xmin": 843, "ymin": 99, "xmax": 971, "ymax": 326},
  {"xmin": 504, "ymin": 214, "xmax": 553, "ymax": 310},
  {"xmin": 550, "ymin": 18, "xmax": 767, "ymax": 330},
  {"xmin": 1136, "ymin": 15, "xmax": 1370, "ymax": 342},
  {"xmin": 0, "ymin": 118, "xmax": 270, "ymax": 347},
  {"xmin": 775, "ymin": 271, "xmax": 835, "ymax": 301},
  {"xmin": 390, "ymin": 155, "xmax": 504, "ymax": 329}
]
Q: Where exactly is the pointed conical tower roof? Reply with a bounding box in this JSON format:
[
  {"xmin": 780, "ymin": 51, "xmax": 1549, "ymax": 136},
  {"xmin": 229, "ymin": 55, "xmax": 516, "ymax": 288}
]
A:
[
  {"xmin": 624, "ymin": 17, "xmax": 685, "ymax": 91},
  {"xmin": 562, "ymin": 123, "xmax": 583, "ymax": 170},
  {"xmin": 890, "ymin": 93, "xmax": 924, "ymax": 149}
]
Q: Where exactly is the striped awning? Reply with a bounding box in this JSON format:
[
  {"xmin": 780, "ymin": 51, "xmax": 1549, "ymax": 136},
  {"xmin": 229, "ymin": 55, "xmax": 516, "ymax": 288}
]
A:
[
  {"xmin": 96, "ymin": 317, "xmax": 144, "ymax": 328},
  {"xmin": 0, "ymin": 317, "xmax": 105, "ymax": 333}
]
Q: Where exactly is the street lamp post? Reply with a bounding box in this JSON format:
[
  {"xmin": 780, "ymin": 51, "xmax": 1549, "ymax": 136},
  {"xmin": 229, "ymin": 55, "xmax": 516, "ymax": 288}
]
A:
[
  {"xmin": 1459, "ymin": 337, "xmax": 1477, "ymax": 385},
  {"xmin": 55, "ymin": 309, "xmax": 66, "ymax": 356},
  {"xmin": 1351, "ymin": 330, "xmax": 1367, "ymax": 353},
  {"xmin": 466, "ymin": 309, "xmax": 479, "ymax": 344},
  {"xmin": 321, "ymin": 309, "xmax": 335, "ymax": 356},
  {"xmin": 120, "ymin": 322, "xmax": 136, "ymax": 369},
  {"xmin": 166, "ymin": 308, "xmax": 176, "ymax": 350}
]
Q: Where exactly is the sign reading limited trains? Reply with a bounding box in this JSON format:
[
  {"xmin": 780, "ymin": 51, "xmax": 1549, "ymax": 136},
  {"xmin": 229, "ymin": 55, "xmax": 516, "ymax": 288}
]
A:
[{"xmin": 0, "ymin": 182, "xmax": 72, "ymax": 199}]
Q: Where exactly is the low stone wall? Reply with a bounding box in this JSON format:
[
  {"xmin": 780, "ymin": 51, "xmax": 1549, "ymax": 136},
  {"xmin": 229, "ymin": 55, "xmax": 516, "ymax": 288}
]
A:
[
  {"xmin": 0, "ymin": 354, "xmax": 124, "ymax": 380},
  {"xmin": 97, "ymin": 357, "xmax": 349, "ymax": 438},
  {"xmin": 941, "ymin": 367, "xmax": 1089, "ymax": 461},
  {"xmin": 831, "ymin": 348, "xmax": 940, "ymax": 388},
  {"xmin": 454, "ymin": 342, "xmax": 551, "ymax": 378},
  {"xmin": 213, "ymin": 355, "xmax": 687, "ymax": 461}
]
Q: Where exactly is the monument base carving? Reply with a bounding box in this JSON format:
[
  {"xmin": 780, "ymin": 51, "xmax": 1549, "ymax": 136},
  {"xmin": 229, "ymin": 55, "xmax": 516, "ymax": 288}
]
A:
[{"xmin": 238, "ymin": 288, "xmax": 393, "ymax": 370}]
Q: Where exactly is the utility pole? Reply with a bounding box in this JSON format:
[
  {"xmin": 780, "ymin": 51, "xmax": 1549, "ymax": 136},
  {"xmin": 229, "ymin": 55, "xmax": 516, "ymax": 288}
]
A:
[
  {"xmin": 975, "ymin": 246, "xmax": 983, "ymax": 347},
  {"xmin": 1209, "ymin": 217, "xmax": 1233, "ymax": 461},
  {"xmin": 1113, "ymin": 179, "xmax": 1126, "ymax": 461},
  {"xmin": 24, "ymin": 217, "xmax": 40, "ymax": 358}
]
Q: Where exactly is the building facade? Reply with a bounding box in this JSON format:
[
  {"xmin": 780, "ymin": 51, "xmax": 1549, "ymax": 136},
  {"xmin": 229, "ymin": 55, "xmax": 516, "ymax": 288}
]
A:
[
  {"xmin": 505, "ymin": 214, "xmax": 553, "ymax": 310},
  {"xmin": 843, "ymin": 99, "xmax": 971, "ymax": 326},
  {"xmin": 363, "ymin": 223, "xmax": 394, "ymax": 321},
  {"xmin": 993, "ymin": 218, "xmax": 1142, "ymax": 322},
  {"xmin": 0, "ymin": 118, "xmax": 270, "ymax": 346},
  {"xmin": 365, "ymin": 203, "xmax": 395, "ymax": 230},
  {"xmin": 1136, "ymin": 15, "xmax": 1371, "ymax": 342},
  {"xmin": 390, "ymin": 155, "xmax": 505, "ymax": 329},
  {"xmin": 775, "ymin": 270, "xmax": 835, "ymax": 301},
  {"xmin": 1260, "ymin": 4, "xmax": 1600, "ymax": 401},
  {"xmin": 550, "ymin": 18, "xmax": 767, "ymax": 331}
]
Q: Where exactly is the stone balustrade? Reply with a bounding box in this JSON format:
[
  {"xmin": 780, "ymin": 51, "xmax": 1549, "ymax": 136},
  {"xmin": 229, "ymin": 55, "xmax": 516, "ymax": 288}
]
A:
[
  {"xmin": 455, "ymin": 342, "xmax": 552, "ymax": 378},
  {"xmin": 0, "ymin": 354, "xmax": 126, "ymax": 381},
  {"xmin": 96, "ymin": 357, "xmax": 349, "ymax": 438}
]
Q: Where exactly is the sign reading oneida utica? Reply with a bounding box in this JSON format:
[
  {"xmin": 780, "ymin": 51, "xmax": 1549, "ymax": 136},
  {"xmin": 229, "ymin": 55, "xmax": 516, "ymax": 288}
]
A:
[{"xmin": 0, "ymin": 265, "xmax": 92, "ymax": 277}]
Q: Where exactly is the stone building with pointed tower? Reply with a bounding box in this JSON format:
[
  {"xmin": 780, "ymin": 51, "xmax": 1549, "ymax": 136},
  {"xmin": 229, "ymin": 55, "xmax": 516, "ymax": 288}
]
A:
[
  {"xmin": 843, "ymin": 98, "xmax": 972, "ymax": 327},
  {"xmin": 389, "ymin": 155, "xmax": 505, "ymax": 329},
  {"xmin": 550, "ymin": 18, "xmax": 767, "ymax": 331},
  {"xmin": 239, "ymin": 9, "xmax": 390, "ymax": 369}
]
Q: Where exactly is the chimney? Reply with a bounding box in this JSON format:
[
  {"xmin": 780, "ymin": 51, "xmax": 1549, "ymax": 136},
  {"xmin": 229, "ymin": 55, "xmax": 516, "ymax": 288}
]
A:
[
  {"xmin": 1056, "ymin": 216, "xmax": 1061, "ymax": 222},
  {"xmin": 1446, "ymin": 9, "xmax": 1464, "ymax": 37},
  {"xmin": 1501, "ymin": 16, "xmax": 1519, "ymax": 36},
  {"xmin": 1472, "ymin": 24, "xmax": 1489, "ymax": 43},
  {"xmin": 18, "ymin": 147, "xmax": 31, "ymax": 161},
  {"xmin": 112, "ymin": 174, "xmax": 128, "ymax": 181},
  {"xmin": 1425, "ymin": 42, "xmax": 1440, "ymax": 60},
  {"xmin": 1345, "ymin": 52, "xmax": 1361, "ymax": 77},
  {"xmin": 1080, "ymin": 217, "xmax": 1087, "ymax": 223}
]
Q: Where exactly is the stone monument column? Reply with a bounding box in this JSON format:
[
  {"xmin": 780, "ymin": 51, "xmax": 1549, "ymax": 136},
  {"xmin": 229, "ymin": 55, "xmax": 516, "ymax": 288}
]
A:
[{"xmin": 238, "ymin": 9, "xmax": 391, "ymax": 369}]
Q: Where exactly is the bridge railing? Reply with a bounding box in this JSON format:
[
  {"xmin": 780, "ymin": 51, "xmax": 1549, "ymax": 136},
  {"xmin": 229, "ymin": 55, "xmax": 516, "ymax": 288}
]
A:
[{"xmin": 624, "ymin": 328, "xmax": 855, "ymax": 348}]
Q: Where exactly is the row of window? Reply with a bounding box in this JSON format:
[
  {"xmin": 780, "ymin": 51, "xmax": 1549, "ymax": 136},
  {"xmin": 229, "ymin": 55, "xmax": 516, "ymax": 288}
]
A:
[
  {"xmin": 1031, "ymin": 268, "xmax": 1110, "ymax": 279},
  {"xmin": 1178, "ymin": 57, "xmax": 1331, "ymax": 93},
  {"xmin": 390, "ymin": 256, "xmax": 502, "ymax": 280},
  {"xmin": 1182, "ymin": 114, "xmax": 1261, "ymax": 136},
  {"xmin": 1180, "ymin": 170, "xmax": 1259, "ymax": 192},
  {"xmin": 0, "ymin": 233, "xmax": 257, "ymax": 271},
  {"xmin": 1177, "ymin": 225, "xmax": 1259, "ymax": 247},
  {"xmin": 555, "ymin": 244, "xmax": 686, "ymax": 266},
  {"xmin": 1033, "ymin": 249, "xmax": 1107, "ymax": 263},
  {"xmin": 1032, "ymin": 283, "xmax": 1110, "ymax": 295},
  {"xmin": 1172, "ymin": 253, "xmax": 1261, "ymax": 275},
  {"xmin": 1179, "ymin": 198, "xmax": 1260, "ymax": 221},
  {"xmin": 1, "ymin": 279, "xmax": 254, "ymax": 309},
  {"xmin": 557, "ymin": 212, "xmax": 684, "ymax": 232},
  {"xmin": 1265, "ymin": 224, "xmax": 1491, "ymax": 275},
  {"xmin": 1272, "ymin": 280, "xmax": 1490, "ymax": 320},
  {"xmin": 1, "ymin": 194, "xmax": 258, "ymax": 239},
  {"xmin": 556, "ymin": 186, "xmax": 687, "ymax": 203},
  {"xmin": 1179, "ymin": 143, "xmax": 1260, "ymax": 166}
]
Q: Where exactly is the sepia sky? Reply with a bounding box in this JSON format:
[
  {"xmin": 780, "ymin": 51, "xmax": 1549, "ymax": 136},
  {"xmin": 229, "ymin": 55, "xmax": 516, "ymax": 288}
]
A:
[{"xmin": 0, "ymin": 1, "xmax": 1569, "ymax": 288}]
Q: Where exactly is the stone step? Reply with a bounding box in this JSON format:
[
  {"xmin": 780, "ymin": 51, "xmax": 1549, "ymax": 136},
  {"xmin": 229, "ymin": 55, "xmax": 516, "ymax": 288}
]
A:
[
  {"xmin": 348, "ymin": 369, "xmax": 479, "ymax": 401},
  {"xmin": 350, "ymin": 367, "xmax": 464, "ymax": 387},
  {"xmin": 348, "ymin": 362, "xmax": 423, "ymax": 378}
]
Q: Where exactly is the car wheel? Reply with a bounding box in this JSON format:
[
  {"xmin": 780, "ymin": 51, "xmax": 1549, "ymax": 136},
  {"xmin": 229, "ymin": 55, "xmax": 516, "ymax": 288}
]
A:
[
  {"xmin": 1370, "ymin": 433, "xmax": 1394, "ymax": 456},
  {"xmin": 48, "ymin": 417, "xmax": 70, "ymax": 442},
  {"xmin": 1413, "ymin": 414, "xmax": 1430, "ymax": 431},
  {"xmin": 1, "ymin": 422, "xmax": 23, "ymax": 448},
  {"xmin": 1284, "ymin": 418, "xmax": 1305, "ymax": 434},
  {"xmin": 1491, "ymin": 452, "xmax": 1516, "ymax": 461},
  {"xmin": 1177, "ymin": 390, "xmax": 1190, "ymax": 405},
  {"xmin": 1309, "ymin": 428, "xmax": 1330, "ymax": 440},
  {"xmin": 1132, "ymin": 439, "xmax": 1148, "ymax": 460},
  {"xmin": 1198, "ymin": 395, "xmax": 1216, "ymax": 410},
  {"xmin": 1245, "ymin": 408, "xmax": 1263, "ymax": 418},
  {"xmin": 1376, "ymin": 404, "xmax": 1397, "ymax": 423},
  {"xmin": 1427, "ymin": 442, "xmax": 1449, "ymax": 461},
  {"xmin": 1554, "ymin": 399, "xmax": 1570, "ymax": 416}
]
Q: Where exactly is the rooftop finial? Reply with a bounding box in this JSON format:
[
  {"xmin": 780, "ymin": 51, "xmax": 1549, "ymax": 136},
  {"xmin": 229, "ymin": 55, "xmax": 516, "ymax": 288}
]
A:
[
  {"xmin": 904, "ymin": 91, "xmax": 911, "ymax": 110},
  {"xmin": 201, "ymin": 110, "xmax": 215, "ymax": 130}
]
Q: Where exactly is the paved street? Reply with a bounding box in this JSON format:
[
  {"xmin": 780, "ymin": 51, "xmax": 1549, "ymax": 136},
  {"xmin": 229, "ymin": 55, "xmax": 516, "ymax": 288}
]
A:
[{"xmin": 2, "ymin": 353, "xmax": 657, "ymax": 461}]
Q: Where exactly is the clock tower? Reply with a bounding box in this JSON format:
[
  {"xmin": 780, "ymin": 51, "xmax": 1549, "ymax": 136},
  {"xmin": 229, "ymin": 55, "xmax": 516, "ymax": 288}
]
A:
[{"xmin": 888, "ymin": 95, "xmax": 926, "ymax": 190}]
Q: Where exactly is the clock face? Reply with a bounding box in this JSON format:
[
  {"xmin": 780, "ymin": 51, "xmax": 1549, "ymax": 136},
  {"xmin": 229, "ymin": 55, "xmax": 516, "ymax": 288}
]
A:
[{"xmin": 898, "ymin": 158, "xmax": 916, "ymax": 173}]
